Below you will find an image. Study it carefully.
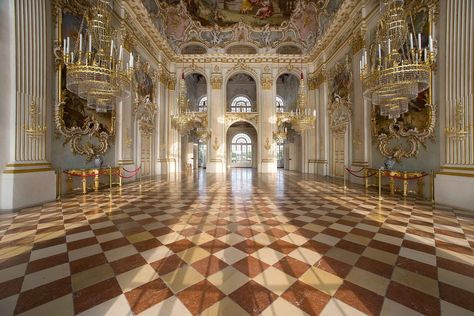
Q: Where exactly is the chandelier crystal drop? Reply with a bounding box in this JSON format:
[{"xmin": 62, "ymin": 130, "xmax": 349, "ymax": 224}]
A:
[
  {"xmin": 63, "ymin": 0, "xmax": 133, "ymax": 113},
  {"xmin": 360, "ymin": 0, "xmax": 435, "ymax": 120}
]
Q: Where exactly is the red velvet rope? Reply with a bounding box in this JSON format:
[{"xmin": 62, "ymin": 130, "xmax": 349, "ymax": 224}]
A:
[
  {"xmin": 122, "ymin": 166, "xmax": 141, "ymax": 173},
  {"xmin": 345, "ymin": 168, "xmax": 378, "ymax": 178},
  {"xmin": 117, "ymin": 166, "xmax": 141, "ymax": 179},
  {"xmin": 350, "ymin": 167, "xmax": 366, "ymax": 173}
]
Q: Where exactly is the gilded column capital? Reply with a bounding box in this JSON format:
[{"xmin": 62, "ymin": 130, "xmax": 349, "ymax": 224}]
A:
[
  {"xmin": 351, "ymin": 30, "xmax": 365, "ymax": 55},
  {"xmin": 211, "ymin": 73, "xmax": 223, "ymax": 89},
  {"xmin": 168, "ymin": 75, "xmax": 176, "ymax": 90}
]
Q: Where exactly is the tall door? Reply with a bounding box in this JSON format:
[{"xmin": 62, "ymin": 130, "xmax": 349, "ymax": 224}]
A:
[
  {"xmin": 140, "ymin": 133, "xmax": 152, "ymax": 176},
  {"xmin": 332, "ymin": 133, "xmax": 345, "ymax": 177}
]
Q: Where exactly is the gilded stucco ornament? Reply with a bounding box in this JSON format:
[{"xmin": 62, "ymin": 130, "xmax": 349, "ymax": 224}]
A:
[
  {"xmin": 328, "ymin": 59, "xmax": 352, "ymax": 134},
  {"xmin": 225, "ymin": 113, "xmax": 259, "ymax": 130},
  {"xmin": 134, "ymin": 60, "xmax": 158, "ymax": 136},
  {"xmin": 261, "ymin": 66, "xmax": 273, "ymax": 90},
  {"xmin": 211, "ymin": 66, "xmax": 223, "ymax": 89},
  {"xmin": 55, "ymin": 102, "xmax": 116, "ymax": 161},
  {"xmin": 373, "ymin": 104, "xmax": 436, "ymax": 160}
]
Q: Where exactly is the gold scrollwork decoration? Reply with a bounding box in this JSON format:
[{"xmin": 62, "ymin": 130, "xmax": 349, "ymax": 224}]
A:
[
  {"xmin": 374, "ymin": 104, "xmax": 436, "ymax": 160},
  {"xmin": 55, "ymin": 100, "xmax": 116, "ymax": 161}
]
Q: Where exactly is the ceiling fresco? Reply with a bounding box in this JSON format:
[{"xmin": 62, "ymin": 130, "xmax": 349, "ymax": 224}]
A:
[{"xmin": 140, "ymin": 0, "xmax": 345, "ymax": 53}]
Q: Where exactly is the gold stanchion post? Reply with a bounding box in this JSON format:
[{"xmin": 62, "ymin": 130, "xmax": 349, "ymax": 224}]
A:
[
  {"xmin": 343, "ymin": 166, "xmax": 347, "ymax": 191},
  {"xmin": 109, "ymin": 166, "xmax": 112, "ymax": 198},
  {"xmin": 57, "ymin": 168, "xmax": 62, "ymax": 201},
  {"xmin": 431, "ymin": 170, "xmax": 435, "ymax": 204},
  {"xmin": 378, "ymin": 168, "xmax": 382, "ymax": 201}
]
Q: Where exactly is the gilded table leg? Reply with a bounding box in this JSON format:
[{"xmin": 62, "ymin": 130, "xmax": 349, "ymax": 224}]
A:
[
  {"xmin": 81, "ymin": 172, "xmax": 87, "ymax": 194},
  {"xmin": 403, "ymin": 172, "xmax": 408, "ymax": 197},
  {"xmin": 94, "ymin": 173, "xmax": 99, "ymax": 191},
  {"xmin": 389, "ymin": 177, "xmax": 395, "ymax": 195}
]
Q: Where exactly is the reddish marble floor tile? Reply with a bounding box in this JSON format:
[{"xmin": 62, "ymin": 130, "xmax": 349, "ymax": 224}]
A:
[
  {"xmin": 125, "ymin": 278, "xmax": 173, "ymax": 315},
  {"xmin": 334, "ymin": 281, "xmax": 384, "ymax": 316},
  {"xmin": 386, "ymin": 281, "xmax": 440, "ymax": 316},
  {"xmin": 0, "ymin": 276, "xmax": 23, "ymax": 300},
  {"xmin": 15, "ymin": 277, "xmax": 72, "ymax": 315},
  {"xmin": 439, "ymin": 281, "xmax": 474, "ymax": 312},
  {"xmin": 229, "ymin": 280, "xmax": 278, "ymax": 316},
  {"xmin": 26, "ymin": 252, "xmax": 69, "ymax": 274},
  {"xmin": 73, "ymin": 277, "xmax": 122, "ymax": 314},
  {"xmin": 355, "ymin": 256, "xmax": 394, "ymax": 279},
  {"xmin": 233, "ymin": 256, "xmax": 270, "ymax": 278},
  {"xmin": 273, "ymin": 256, "xmax": 311, "ymax": 278},
  {"xmin": 177, "ymin": 279, "xmax": 226, "ymax": 315},
  {"xmin": 150, "ymin": 254, "xmax": 186, "ymax": 275},
  {"xmin": 167, "ymin": 239, "xmax": 196, "ymax": 253},
  {"xmin": 315, "ymin": 256, "xmax": 353, "ymax": 279},
  {"xmin": 110, "ymin": 254, "xmax": 147, "ymax": 275},
  {"xmin": 191, "ymin": 255, "xmax": 228, "ymax": 277},
  {"xmin": 268, "ymin": 239, "xmax": 300, "ymax": 255},
  {"xmin": 281, "ymin": 280, "xmax": 331, "ymax": 315}
]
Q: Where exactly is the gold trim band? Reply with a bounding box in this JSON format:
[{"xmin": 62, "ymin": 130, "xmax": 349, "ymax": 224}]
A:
[
  {"xmin": 441, "ymin": 166, "xmax": 474, "ymax": 171},
  {"xmin": 436, "ymin": 172, "xmax": 474, "ymax": 178},
  {"xmin": 5, "ymin": 162, "xmax": 51, "ymax": 167},
  {"xmin": 3, "ymin": 168, "xmax": 54, "ymax": 174}
]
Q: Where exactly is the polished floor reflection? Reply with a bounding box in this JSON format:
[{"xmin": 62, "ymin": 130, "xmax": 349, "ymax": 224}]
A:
[{"xmin": 0, "ymin": 169, "xmax": 473, "ymax": 315}]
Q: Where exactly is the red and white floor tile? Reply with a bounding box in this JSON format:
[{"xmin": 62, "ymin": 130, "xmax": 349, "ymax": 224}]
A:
[{"xmin": 0, "ymin": 170, "xmax": 473, "ymax": 315}]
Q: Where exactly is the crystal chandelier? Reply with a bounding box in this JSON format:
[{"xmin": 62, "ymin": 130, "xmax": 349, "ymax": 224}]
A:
[
  {"xmin": 286, "ymin": 73, "xmax": 316, "ymax": 132},
  {"xmin": 273, "ymin": 126, "xmax": 288, "ymax": 143},
  {"xmin": 171, "ymin": 73, "xmax": 208, "ymax": 137},
  {"xmin": 360, "ymin": 0, "xmax": 435, "ymax": 120},
  {"xmin": 63, "ymin": 0, "xmax": 133, "ymax": 113}
]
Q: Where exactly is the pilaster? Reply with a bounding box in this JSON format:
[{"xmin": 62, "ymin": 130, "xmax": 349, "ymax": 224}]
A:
[
  {"xmin": 259, "ymin": 67, "xmax": 277, "ymax": 173},
  {"xmin": 0, "ymin": 0, "xmax": 56, "ymax": 210},
  {"xmin": 207, "ymin": 67, "xmax": 225, "ymax": 173},
  {"xmin": 435, "ymin": 0, "xmax": 474, "ymax": 210}
]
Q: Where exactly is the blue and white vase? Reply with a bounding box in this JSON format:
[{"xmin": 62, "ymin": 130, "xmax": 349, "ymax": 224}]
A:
[{"xmin": 94, "ymin": 155, "xmax": 103, "ymax": 168}]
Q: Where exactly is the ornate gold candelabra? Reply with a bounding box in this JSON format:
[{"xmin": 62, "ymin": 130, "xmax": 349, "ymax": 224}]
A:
[
  {"xmin": 360, "ymin": 0, "xmax": 435, "ymax": 120},
  {"xmin": 63, "ymin": 0, "xmax": 132, "ymax": 113},
  {"xmin": 25, "ymin": 101, "xmax": 47, "ymax": 139}
]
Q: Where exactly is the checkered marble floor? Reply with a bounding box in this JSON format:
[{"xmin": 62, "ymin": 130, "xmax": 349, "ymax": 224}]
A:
[{"xmin": 0, "ymin": 169, "xmax": 473, "ymax": 316}]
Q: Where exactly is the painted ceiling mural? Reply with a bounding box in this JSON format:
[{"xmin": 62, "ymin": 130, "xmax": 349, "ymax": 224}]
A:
[{"xmin": 140, "ymin": 0, "xmax": 345, "ymax": 53}]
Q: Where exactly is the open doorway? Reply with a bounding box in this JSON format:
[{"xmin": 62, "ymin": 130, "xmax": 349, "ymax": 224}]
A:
[{"xmin": 226, "ymin": 121, "xmax": 257, "ymax": 169}]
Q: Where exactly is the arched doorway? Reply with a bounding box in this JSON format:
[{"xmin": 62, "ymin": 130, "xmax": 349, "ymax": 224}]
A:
[{"xmin": 226, "ymin": 122, "xmax": 257, "ymax": 168}]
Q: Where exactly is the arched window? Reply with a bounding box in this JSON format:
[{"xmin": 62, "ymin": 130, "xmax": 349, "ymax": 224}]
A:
[
  {"xmin": 276, "ymin": 96, "xmax": 284, "ymax": 112},
  {"xmin": 230, "ymin": 96, "xmax": 252, "ymax": 113},
  {"xmin": 231, "ymin": 133, "xmax": 252, "ymax": 162},
  {"xmin": 198, "ymin": 96, "xmax": 207, "ymax": 112}
]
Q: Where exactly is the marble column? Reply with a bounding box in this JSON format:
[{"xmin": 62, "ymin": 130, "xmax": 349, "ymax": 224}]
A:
[
  {"xmin": 167, "ymin": 75, "xmax": 179, "ymax": 173},
  {"xmin": 0, "ymin": 0, "xmax": 56, "ymax": 210},
  {"xmin": 436, "ymin": 0, "xmax": 474, "ymax": 209},
  {"xmin": 259, "ymin": 68, "xmax": 277, "ymax": 173},
  {"xmin": 207, "ymin": 67, "xmax": 225, "ymax": 173},
  {"xmin": 156, "ymin": 69, "xmax": 170, "ymax": 174}
]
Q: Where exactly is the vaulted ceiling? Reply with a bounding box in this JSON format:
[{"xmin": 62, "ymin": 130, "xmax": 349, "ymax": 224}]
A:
[{"xmin": 140, "ymin": 0, "xmax": 345, "ymax": 54}]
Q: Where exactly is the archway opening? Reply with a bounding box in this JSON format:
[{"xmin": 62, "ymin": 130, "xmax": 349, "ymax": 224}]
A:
[
  {"xmin": 181, "ymin": 73, "xmax": 208, "ymax": 172},
  {"xmin": 276, "ymin": 73, "xmax": 302, "ymax": 171},
  {"xmin": 226, "ymin": 121, "xmax": 257, "ymax": 168},
  {"xmin": 226, "ymin": 73, "xmax": 257, "ymax": 112}
]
